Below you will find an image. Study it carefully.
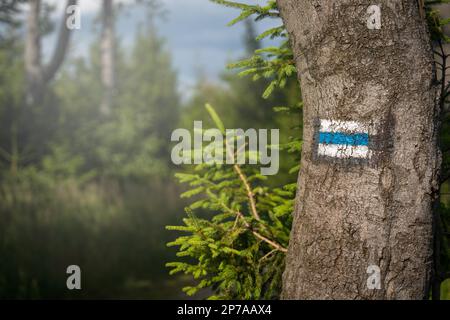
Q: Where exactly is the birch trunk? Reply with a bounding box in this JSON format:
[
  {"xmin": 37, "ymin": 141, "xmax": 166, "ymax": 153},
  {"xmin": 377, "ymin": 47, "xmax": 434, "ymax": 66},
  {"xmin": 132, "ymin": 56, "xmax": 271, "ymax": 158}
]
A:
[
  {"xmin": 278, "ymin": 0, "xmax": 440, "ymax": 299},
  {"xmin": 100, "ymin": 0, "xmax": 116, "ymax": 115}
]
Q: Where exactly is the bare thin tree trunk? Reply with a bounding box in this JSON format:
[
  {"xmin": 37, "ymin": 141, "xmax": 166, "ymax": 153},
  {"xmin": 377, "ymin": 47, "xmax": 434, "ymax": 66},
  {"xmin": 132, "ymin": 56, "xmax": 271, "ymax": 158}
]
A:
[
  {"xmin": 25, "ymin": 0, "xmax": 42, "ymax": 105},
  {"xmin": 100, "ymin": 0, "xmax": 116, "ymax": 115},
  {"xmin": 25, "ymin": 0, "xmax": 77, "ymax": 105},
  {"xmin": 278, "ymin": 0, "xmax": 440, "ymax": 299},
  {"xmin": 43, "ymin": 0, "xmax": 78, "ymax": 83}
]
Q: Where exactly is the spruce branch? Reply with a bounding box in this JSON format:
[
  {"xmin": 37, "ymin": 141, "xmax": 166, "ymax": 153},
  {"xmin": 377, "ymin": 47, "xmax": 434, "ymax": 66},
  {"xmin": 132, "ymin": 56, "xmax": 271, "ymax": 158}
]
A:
[
  {"xmin": 219, "ymin": 200, "xmax": 287, "ymax": 253},
  {"xmin": 224, "ymin": 136, "xmax": 261, "ymax": 221}
]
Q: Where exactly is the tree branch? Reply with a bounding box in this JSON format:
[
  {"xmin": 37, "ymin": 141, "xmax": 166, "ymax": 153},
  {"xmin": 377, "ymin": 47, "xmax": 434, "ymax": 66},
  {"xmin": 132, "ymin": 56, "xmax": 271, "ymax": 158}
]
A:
[
  {"xmin": 233, "ymin": 164, "xmax": 261, "ymax": 221},
  {"xmin": 218, "ymin": 200, "xmax": 287, "ymax": 253},
  {"xmin": 224, "ymin": 137, "xmax": 261, "ymax": 221},
  {"xmin": 235, "ymin": 211, "xmax": 287, "ymax": 253}
]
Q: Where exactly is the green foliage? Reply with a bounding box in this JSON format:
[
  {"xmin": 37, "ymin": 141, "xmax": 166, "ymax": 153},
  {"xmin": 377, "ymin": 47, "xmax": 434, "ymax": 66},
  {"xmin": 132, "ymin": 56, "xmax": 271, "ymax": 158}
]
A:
[
  {"xmin": 0, "ymin": 3, "xmax": 185, "ymax": 299},
  {"xmin": 167, "ymin": 0, "xmax": 302, "ymax": 299},
  {"xmin": 228, "ymin": 40, "xmax": 295, "ymax": 98},
  {"xmin": 0, "ymin": 166, "xmax": 187, "ymax": 299},
  {"xmin": 167, "ymin": 105, "xmax": 294, "ymax": 299},
  {"xmin": 426, "ymin": 1, "xmax": 450, "ymax": 41},
  {"xmin": 210, "ymin": 0, "xmax": 279, "ymax": 26},
  {"xmin": 0, "ymin": 168, "xmax": 120, "ymax": 298},
  {"xmin": 181, "ymin": 17, "xmax": 302, "ymax": 187},
  {"xmin": 217, "ymin": 0, "xmax": 302, "ymax": 163},
  {"xmin": 52, "ymin": 24, "xmax": 179, "ymax": 180},
  {"xmin": 222, "ymin": 2, "xmax": 294, "ymax": 99}
]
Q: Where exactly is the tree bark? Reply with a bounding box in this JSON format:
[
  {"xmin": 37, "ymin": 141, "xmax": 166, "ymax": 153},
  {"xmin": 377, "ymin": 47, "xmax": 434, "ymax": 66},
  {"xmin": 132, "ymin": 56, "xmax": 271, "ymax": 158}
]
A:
[
  {"xmin": 100, "ymin": 0, "xmax": 116, "ymax": 115},
  {"xmin": 25, "ymin": 0, "xmax": 77, "ymax": 105},
  {"xmin": 278, "ymin": 0, "xmax": 440, "ymax": 299}
]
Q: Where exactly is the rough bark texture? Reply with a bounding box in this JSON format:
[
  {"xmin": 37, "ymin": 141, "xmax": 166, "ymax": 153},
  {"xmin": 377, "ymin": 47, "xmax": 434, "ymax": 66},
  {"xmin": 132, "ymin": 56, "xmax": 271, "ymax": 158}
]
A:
[
  {"xmin": 25, "ymin": 0, "xmax": 77, "ymax": 105},
  {"xmin": 100, "ymin": 0, "xmax": 116, "ymax": 115},
  {"xmin": 278, "ymin": 0, "xmax": 440, "ymax": 299}
]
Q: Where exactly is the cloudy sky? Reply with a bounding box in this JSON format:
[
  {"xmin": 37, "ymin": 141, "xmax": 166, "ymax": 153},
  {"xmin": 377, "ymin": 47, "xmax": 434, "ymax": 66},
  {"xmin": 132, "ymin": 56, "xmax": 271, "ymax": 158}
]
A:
[{"xmin": 43, "ymin": 0, "xmax": 280, "ymax": 98}]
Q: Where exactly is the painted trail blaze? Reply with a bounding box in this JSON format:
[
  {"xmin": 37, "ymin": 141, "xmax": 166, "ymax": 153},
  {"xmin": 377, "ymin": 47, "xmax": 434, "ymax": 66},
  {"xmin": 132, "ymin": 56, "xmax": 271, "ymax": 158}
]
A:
[{"xmin": 316, "ymin": 119, "xmax": 373, "ymax": 160}]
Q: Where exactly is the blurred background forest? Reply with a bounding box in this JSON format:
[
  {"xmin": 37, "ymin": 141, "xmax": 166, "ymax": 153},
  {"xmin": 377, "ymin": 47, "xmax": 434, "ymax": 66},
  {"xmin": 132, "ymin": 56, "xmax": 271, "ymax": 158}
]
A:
[
  {"xmin": 0, "ymin": 0, "xmax": 300, "ymax": 298},
  {"xmin": 2, "ymin": 0, "xmax": 448, "ymax": 300}
]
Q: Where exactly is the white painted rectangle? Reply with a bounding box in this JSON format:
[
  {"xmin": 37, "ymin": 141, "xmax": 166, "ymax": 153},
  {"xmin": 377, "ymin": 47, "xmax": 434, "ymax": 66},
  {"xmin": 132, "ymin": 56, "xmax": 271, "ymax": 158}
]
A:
[
  {"xmin": 317, "ymin": 143, "xmax": 371, "ymax": 159},
  {"xmin": 320, "ymin": 119, "xmax": 375, "ymax": 135}
]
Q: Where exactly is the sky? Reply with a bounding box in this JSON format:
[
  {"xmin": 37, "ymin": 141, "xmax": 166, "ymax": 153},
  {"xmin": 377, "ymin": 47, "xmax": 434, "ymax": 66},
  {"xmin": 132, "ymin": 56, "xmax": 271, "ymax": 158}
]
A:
[{"xmin": 43, "ymin": 0, "xmax": 281, "ymax": 99}]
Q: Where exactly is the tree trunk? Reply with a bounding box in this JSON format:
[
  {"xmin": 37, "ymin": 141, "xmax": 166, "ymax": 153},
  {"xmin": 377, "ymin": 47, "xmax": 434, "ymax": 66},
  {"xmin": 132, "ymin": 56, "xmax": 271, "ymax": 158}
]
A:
[
  {"xmin": 278, "ymin": 0, "xmax": 440, "ymax": 299},
  {"xmin": 100, "ymin": 0, "xmax": 116, "ymax": 115},
  {"xmin": 25, "ymin": 0, "xmax": 77, "ymax": 105},
  {"xmin": 25, "ymin": 0, "xmax": 43, "ymax": 105}
]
